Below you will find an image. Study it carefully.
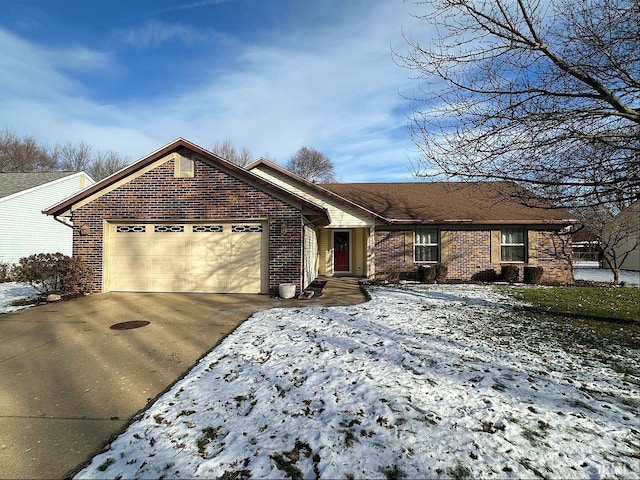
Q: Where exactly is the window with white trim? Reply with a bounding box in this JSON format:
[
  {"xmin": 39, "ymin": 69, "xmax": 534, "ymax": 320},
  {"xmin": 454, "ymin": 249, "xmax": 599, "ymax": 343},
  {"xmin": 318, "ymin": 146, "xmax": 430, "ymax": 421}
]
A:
[
  {"xmin": 501, "ymin": 227, "xmax": 526, "ymax": 262},
  {"xmin": 414, "ymin": 228, "xmax": 439, "ymax": 262}
]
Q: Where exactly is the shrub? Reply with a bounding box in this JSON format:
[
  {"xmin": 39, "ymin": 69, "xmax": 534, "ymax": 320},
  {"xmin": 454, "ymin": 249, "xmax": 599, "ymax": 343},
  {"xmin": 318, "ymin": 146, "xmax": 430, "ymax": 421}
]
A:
[
  {"xmin": 501, "ymin": 265, "xmax": 519, "ymax": 283},
  {"xmin": 523, "ymin": 266, "xmax": 544, "ymax": 284},
  {"xmin": 418, "ymin": 265, "xmax": 436, "ymax": 283},
  {"xmin": 0, "ymin": 261, "xmax": 13, "ymax": 283},
  {"xmin": 435, "ymin": 263, "xmax": 448, "ymax": 282},
  {"xmin": 471, "ymin": 269, "xmax": 496, "ymax": 282},
  {"xmin": 12, "ymin": 253, "xmax": 90, "ymax": 295}
]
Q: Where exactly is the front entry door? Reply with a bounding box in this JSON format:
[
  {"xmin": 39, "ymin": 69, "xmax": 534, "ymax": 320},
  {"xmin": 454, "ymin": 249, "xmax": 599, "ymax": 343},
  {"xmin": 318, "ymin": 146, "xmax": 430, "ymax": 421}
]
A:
[{"xmin": 334, "ymin": 231, "xmax": 350, "ymax": 272}]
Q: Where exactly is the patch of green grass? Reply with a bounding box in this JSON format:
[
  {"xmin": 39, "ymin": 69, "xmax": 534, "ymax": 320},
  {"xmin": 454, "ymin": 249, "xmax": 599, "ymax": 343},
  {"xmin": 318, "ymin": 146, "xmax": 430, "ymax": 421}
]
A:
[
  {"xmin": 510, "ymin": 286, "xmax": 639, "ymax": 323},
  {"xmin": 97, "ymin": 457, "xmax": 115, "ymax": 472},
  {"xmin": 197, "ymin": 426, "xmax": 221, "ymax": 456},
  {"xmin": 380, "ymin": 464, "xmax": 408, "ymax": 480},
  {"xmin": 270, "ymin": 454, "xmax": 303, "ymax": 480},
  {"xmin": 446, "ymin": 462, "xmax": 472, "ymax": 480}
]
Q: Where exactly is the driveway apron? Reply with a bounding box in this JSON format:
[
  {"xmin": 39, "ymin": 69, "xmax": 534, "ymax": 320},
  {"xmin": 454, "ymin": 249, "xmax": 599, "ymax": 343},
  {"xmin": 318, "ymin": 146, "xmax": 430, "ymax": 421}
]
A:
[
  {"xmin": 0, "ymin": 292, "xmax": 272, "ymax": 479},
  {"xmin": 0, "ymin": 278, "xmax": 366, "ymax": 479}
]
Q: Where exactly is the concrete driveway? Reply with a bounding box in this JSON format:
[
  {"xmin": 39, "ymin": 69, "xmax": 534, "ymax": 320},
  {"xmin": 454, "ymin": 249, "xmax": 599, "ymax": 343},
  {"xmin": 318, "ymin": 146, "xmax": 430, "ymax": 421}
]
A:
[{"xmin": 0, "ymin": 279, "xmax": 365, "ymax": 479}]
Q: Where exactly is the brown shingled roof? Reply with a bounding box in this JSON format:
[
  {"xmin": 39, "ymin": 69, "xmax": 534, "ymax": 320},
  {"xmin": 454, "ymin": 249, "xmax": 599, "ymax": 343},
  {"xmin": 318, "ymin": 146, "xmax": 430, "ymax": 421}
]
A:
[{"xmin": 322, "ymin": 182, "xmax": 576, "ymax": 225}]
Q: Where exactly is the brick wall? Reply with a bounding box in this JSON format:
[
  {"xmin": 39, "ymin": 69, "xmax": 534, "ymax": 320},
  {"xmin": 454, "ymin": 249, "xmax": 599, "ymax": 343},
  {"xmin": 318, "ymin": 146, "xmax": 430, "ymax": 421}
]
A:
[
  {"xmin": 447, "ymin": 230, "xmax": 494, "ymax": 280},
  {"xmin": 374, "ymin": 230, "xmax": 413, "ymax": 280},
  {"xmin": 533, "ymin": 230, "xmax": 573, "ymax": 283},
  {"xmin": 72, "ymin": 156, "xmax": 303, "ymax": 295},
  {"xmin": 374, "ymin": 227, "xmax": 572, "ymax": 283}
]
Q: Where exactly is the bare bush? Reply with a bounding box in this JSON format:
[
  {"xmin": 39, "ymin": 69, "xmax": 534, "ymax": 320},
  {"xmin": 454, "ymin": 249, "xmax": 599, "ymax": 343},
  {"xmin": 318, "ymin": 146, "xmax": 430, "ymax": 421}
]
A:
[{"xmin": 12, "ymin": 253, "xmax": 90, "ymax": 295}]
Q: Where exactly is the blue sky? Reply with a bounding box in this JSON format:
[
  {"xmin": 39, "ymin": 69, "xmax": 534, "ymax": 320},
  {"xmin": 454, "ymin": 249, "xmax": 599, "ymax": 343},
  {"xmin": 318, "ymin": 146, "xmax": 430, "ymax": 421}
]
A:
[{"xmin": 0, "ymin": 0, "xmax": 429, "ymax": 181}]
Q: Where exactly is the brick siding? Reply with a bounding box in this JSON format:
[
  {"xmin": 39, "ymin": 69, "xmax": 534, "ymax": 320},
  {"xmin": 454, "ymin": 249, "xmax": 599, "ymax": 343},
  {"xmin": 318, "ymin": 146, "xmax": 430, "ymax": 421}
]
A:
[
  {"xmin": 72, "ymin": 157, "xmax": 303, "ymax": 295},
  {"xmin": 374, "ymin": 227, "xmax": 572, "ymax": 283}
]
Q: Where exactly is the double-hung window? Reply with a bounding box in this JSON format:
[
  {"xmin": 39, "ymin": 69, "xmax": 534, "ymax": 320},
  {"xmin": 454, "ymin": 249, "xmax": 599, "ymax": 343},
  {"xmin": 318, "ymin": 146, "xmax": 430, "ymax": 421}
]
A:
[
  {"xmin": 501, "ymin": 228, "xmax": 526, "ymax": 262},
  {"xmin": 415, "ymin": 228, "xmax": 439, "ymax": 262}
]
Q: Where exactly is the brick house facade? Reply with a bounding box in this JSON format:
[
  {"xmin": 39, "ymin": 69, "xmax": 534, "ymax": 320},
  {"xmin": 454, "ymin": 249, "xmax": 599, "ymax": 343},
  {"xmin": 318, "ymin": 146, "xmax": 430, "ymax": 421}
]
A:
[
  {"xmin": 45, "ymin": 139, "xmax": 577, "ymax": 295},
  {"xmin": 45, "ymin": 139, "xmax": 328, "ymax": 296},
  {"xmin": 373, "ymin": 227, "xmax": 572, "ymax": 284}
]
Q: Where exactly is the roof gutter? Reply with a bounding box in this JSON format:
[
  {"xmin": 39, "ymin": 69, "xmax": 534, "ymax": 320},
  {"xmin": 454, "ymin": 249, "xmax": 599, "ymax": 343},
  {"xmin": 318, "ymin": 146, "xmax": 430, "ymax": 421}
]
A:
[
  {"xmin": 383, "ymin": 218, "xmax": 579, "ymax": 225},
  {"xmin": 52, "ymin": 215, "xmax": 73, "ymax": 228}
]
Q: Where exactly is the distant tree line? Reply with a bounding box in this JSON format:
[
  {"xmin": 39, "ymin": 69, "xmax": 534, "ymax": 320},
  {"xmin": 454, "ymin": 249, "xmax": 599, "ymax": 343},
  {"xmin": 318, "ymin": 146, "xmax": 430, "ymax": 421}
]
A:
[{"xmin": 0, "ymin": 129, "xmax": 130, "ymax": 180}]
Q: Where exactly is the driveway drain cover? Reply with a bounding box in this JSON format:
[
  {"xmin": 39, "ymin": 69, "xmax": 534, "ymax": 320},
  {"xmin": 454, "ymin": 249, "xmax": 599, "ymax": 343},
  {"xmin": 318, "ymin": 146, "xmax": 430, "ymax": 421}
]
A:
[{"xmin": 110, "ymin": 320, "xmax": 150, "ymax": 330}]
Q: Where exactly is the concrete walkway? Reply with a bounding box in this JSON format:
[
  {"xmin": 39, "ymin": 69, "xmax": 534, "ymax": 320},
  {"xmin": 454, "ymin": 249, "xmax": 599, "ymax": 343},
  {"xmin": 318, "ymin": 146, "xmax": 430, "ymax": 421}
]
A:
[{"xmin": 0, "ymin": 278, "xmax": 366, "ymax": 479}]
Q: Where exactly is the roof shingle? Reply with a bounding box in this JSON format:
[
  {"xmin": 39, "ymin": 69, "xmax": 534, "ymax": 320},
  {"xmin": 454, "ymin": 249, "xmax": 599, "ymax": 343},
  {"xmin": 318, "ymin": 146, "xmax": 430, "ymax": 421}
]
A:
[
  {"xmin": 0, "ymin": 172, "xmax": 77, "ymax": 199},
  {"xmin": 322, "ymin": 182, "xmax": 575, "ymax": 224}
]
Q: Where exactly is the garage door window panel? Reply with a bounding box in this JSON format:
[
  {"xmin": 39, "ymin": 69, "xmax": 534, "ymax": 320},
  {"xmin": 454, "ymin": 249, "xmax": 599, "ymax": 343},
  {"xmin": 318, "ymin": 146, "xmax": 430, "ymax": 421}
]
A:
[
  {"xmin": 154, "ymin": 225, "xmax": 185, "ymax": 233},
  {"xmin": 192, "ymin": 225, "xmax": 224, "ymax": 233},
  {"xmin": 116, "ymin": 225, "xmax": 146, "ymax": 233}
]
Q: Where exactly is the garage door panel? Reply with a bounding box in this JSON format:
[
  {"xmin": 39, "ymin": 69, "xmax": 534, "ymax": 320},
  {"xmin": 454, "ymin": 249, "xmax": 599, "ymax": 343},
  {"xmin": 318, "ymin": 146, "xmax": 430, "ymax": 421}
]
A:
[
  {"xmin": 188, "ymin": 260, "xmax": 227, "ymax": 276},
  {"xmin": 227, "ymin": 275, "xmax": 261, "ymax": 293},
  {"xmin": 151, "ymin": 240, "xmax": 189, "ymax": 256},
  {"xmin": 230, "ymin": 233, "xmax": 261, "ymax": 249},
  {"xmin": 191, "ymin": 243, "xmax": 228, "ymax": 257},
  {"xmin": 150, "ymin": 275, "xmax": 192, "ymax": 292},
  {"xmin": 108, "ymin": 222, "xmax": 265, "ymax": 293},
  {"xmin": 112, "ymin": 256, "xmax": 152, "ymax": 271},
  {"xmin": 190, "ymin": 274, "xmax": 227, "ymax": 292},
  {"xmin": 151, "ymin": 257, "xmax": 187, "ymax": 273},
  {"xmin": 110, "ymin": 275, "xmax": 152, "ymax": 292},
  {"xmin": 228, "ymin": 253, "xmax": 261, "ymax": 272}
]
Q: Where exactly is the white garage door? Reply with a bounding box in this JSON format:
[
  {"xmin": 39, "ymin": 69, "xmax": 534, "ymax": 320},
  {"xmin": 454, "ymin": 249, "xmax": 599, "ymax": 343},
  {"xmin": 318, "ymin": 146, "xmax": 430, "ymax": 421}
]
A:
[{"xmin": 105, "ymin": 222, "xmax": 266, "ymax": 293}]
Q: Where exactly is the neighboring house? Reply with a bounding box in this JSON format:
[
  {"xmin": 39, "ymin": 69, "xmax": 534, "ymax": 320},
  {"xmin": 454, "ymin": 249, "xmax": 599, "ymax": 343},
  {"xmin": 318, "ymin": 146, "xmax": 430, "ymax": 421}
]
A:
[
  {"xmin": 44, "ymin": 138, "xmax": 576, "ymax": 295},
  {"xmin": 570, "ymin": 227, "xmax": 602, "ymax": 267},
  {"xmin": 0, "ymin": 172, "xmax": 94, "ymax": 264},
  {"xmin": 612, "ymin": 201, "xmax": 639, "ymax": 272}
]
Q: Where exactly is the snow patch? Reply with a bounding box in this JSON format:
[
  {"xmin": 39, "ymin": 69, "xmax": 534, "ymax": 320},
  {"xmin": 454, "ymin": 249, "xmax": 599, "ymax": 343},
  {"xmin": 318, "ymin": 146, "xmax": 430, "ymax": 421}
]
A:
[
  {"xmin": 0, "ymin": 282, "xmax": 39, "ymax": 314},
  {"xmin": 75, "ymin": 285, "xmax": 639, "ymax": 479}
]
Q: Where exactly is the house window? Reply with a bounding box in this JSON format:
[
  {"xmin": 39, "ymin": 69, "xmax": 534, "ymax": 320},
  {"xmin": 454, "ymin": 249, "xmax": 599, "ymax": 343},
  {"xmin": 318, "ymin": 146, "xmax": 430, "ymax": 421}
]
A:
[
  {"xmin": 501, "ymin": 228, "xmax": 526, "ymax": 262},
  {"xmin": 174, "ymin": 153, "xmax": 194, "ymax": 178},
  {"xmin": 415, "ymin": 228, "xmax": 439, "ymax": 262}
]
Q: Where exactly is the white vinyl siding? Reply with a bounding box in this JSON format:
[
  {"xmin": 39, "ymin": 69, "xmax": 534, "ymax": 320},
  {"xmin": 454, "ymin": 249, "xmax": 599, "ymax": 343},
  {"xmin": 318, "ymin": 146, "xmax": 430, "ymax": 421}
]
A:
[
  {"xmin": 303, "ymin": 225, "xmax": 319, "ymax": 288},
  {"xmin": 415, "ymin": 228, "xmax": 439, "ymax": 262},
  {"xmin": 0, "ymin": 173, "xmax": 93, "ymax": 264},
  {"xmin": 250, "ymin": 167, "xmax": 374, "ymax": 228},
  {"xmin": 501, "ymin": 227, "xmax": 526, "ymax": 262}
]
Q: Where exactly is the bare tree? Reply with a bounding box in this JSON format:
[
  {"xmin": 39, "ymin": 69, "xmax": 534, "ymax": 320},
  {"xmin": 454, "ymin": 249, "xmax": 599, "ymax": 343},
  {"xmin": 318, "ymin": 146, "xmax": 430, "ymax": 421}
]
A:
[
  {"xmin": 400, "ymin": 0, "xmax": 639, "ymax": 209},
  {"xmin": 211, "ymin": 139, "xmax": 253, "ymax": 167},
  {"xmin": 0, "ymin": 129, "xmax": 58, "ymax": 172},
  {"xmin": 56, "ymin": 141, "xmax": 128, "ymax": 180},
  {"xmin": 576, "ymin": 203, "xmax": 640, "ymax": 283},
  {"xmin": 56, "ymin": 141, "xmax": 93, "ymax": 172},
  {"xmin": 285, "ymin": 147, "xmax": 336, "ymax": 183},
  {"xmin": 88, "ymin": 150, "xmax": 129, "ymax": 180},
  {"xmin": 0, "ymin": 130, "xmax": 128, "ymax": 180}
]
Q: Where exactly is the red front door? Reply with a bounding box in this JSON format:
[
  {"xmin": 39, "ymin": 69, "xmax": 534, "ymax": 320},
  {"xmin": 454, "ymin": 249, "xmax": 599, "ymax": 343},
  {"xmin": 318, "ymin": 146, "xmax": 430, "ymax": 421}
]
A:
[{"xmin": 334, "ymin": 231, "xmax": 350, "ymax": 272}]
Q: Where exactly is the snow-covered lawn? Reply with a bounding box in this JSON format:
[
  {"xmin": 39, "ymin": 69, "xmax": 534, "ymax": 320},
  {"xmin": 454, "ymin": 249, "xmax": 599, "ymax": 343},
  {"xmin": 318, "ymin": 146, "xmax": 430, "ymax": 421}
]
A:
[
  {"xmin": 0, "ymin": 282, "xmax": 39, "ymax": 314},
  {"xmin": 75, "ymin": 284, "xmax": 639, "ymax": 479}
]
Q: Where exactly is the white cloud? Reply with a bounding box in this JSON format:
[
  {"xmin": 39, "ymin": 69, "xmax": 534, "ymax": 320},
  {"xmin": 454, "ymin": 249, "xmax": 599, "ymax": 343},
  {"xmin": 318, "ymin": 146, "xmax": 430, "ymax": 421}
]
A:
[
  {"xmin": 119, "ymin": 20, "xmax": 231, "ymax": 49},
  {"xmin": 0, "ymin": 29, "xmax": 110, "ymax": 99},
  {"xmin": 0, "ymin": 1, "xmax": 429, "ymax": 180}
]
